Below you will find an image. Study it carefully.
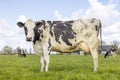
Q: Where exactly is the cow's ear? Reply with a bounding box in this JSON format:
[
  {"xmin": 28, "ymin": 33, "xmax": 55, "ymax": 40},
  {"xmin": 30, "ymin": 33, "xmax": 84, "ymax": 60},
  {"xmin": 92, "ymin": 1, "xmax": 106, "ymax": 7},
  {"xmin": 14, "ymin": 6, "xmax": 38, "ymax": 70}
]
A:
[
  {"xmin": 35, "ymin": 22, "xmax": 43, "ymax": 27},
  {"xmin": 17, "ymin": 22, "xmax": 24, "ymax": 28}
]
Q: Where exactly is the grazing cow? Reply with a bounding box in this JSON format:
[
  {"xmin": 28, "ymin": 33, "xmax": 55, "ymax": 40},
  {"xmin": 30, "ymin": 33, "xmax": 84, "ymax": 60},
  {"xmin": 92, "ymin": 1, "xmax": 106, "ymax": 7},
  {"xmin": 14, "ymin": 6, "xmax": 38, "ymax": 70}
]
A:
[
  {"xmin": 104, "ymin": 48, "xmax": 116, "ymax": 58},
  {"xmin": 21, "ymin": 49, "xmax": 26, "ymax": 57},
  {"xmin": 17, "ymin": 18, "xmax": 101, "ymax": 72},
  {"xmin": 17, "ymin": 47, "xmax": 26, "ymax": 57}
]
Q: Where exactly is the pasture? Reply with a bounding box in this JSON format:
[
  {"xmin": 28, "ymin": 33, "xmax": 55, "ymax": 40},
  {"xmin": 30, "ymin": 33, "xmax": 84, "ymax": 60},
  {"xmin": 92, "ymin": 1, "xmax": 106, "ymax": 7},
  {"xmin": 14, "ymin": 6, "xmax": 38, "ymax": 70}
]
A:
[{"xmin": 0, "ymin": 54, "xmax": 120, "ymax": 80}]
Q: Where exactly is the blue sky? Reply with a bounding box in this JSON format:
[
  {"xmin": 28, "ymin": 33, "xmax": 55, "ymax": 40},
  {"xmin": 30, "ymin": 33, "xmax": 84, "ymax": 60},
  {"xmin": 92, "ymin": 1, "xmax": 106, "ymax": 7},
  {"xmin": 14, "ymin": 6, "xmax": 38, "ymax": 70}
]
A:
[
  {"xmin": 0, "ymin": 0, "xmax": 120, "ymax": 51},
  {"xmin": 0, "ymin": 0, "xmax": 89, "ymax": 21}
]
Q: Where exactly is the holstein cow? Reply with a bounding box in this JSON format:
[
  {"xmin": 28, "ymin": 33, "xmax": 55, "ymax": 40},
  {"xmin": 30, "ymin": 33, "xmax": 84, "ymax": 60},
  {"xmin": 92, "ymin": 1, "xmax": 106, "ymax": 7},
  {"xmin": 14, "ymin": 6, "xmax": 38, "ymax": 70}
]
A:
[
  {"xmin": 17, "ymin": 18, "xmax": 101, "ymax": 72},
  {"xmin": 17, "ymin": 47, "xmax": 26, "ymax": 57}
]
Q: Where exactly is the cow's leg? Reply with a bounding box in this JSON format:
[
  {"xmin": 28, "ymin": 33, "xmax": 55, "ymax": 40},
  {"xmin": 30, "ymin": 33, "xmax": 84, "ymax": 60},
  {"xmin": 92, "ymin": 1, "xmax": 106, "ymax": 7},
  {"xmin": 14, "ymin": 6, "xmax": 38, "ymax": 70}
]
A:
[
  {"xmin": 78, "ymin": 41, "xmax": 98, "ymax": 72},
  {"xmin": 42, "ymin": 45, "xmax": 50, "ymax": 72},
  {"xmin": 44, "ymin": 53, "xmax": 50, "ymax": 72},
  {"xmin": 42, "ymin": 49, "xmax": 50, "ymax": 72},
  {"xmin": 40, "ymin": 52, "xmax": 50, "ymax": 72},
  {"xmin": 104, "ymin": 52, "xmax": 108, "ymax": 58},
  {"xmin": 40, "ymin": 55, "xmax": 45, "ymax": 72},
  {"xmin": 90, "ymin": 48, "xmax": 98, "ymax": 72}
]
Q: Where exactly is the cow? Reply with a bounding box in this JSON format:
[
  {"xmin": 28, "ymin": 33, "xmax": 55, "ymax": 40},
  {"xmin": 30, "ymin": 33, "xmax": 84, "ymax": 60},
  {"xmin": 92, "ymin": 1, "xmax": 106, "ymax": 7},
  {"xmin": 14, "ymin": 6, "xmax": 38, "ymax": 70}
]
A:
[
  {"xmin": 104, "ymin": 48, "xmax": 116, "ymax": 58},
  {"xmin": 17, "ymin": 47, "xmax": 26, "ymax": 58},
  {"xmin": 21, "ymin": 49, "xmax": 26, "ymax": 57},
  {"xmin": 17, "ymin": 18, "xmax": 101, "ymax": 72}
]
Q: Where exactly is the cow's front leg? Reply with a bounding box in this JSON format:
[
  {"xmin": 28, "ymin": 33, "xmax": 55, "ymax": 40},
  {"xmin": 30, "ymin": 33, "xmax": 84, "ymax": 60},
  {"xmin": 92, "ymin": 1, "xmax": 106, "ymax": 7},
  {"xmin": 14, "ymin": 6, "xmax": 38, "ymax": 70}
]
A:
[
  {"xmin": 44, "ymin": 53, "xmax": 50, "ymax": 72},
  {"xmin": 40, "ymin": 52, "xmax": 50, "ymax": 72},
  {"xmin": 40, "ymin": 55, "xmax": 45, "ymax": 72},
  {"xmin": 42, "ymin": 45, "xmax": 51, "ymax": 72}
]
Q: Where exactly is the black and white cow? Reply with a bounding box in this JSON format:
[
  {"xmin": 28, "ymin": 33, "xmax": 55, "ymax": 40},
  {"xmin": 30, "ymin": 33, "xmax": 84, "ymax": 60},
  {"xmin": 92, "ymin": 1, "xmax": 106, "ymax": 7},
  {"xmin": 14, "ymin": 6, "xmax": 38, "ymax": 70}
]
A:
[
  {"xmin": 104, "ymin": 48, "xmax": 116, "ymax": 58},
  {"xmin": 17, "ymin": 47, "xmax": 26, "ymax": 57},
  {"xmin": 17, "ymin": 18, "xmax": 101, "ymax": 72}
]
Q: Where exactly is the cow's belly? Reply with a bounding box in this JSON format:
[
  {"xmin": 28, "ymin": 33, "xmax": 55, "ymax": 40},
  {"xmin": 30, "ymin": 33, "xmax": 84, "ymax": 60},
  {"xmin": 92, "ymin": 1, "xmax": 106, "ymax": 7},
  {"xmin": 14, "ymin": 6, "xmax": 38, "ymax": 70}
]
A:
[
  {"xmin": 51, "ymin": 43, "xmax": 79, "ymax": 53},
  {"xmin": 51, "ymin": 41, "xmax": 90, "ymax": 53},
  {"xmin": 78, "ymin": 42, "xmax": 90, "ymax": 53}
]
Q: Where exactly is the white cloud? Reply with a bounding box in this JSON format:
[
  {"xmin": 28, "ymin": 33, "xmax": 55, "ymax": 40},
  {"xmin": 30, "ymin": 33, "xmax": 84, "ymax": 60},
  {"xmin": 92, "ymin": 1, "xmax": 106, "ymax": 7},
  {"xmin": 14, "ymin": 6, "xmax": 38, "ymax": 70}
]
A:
[
  {"xmin": 71, "ymin": 9, "xmax": 84, "ymax": 19},
  {"xmin": 103, "ymin": 21, "xmax": 120, "ymax": 43},
  {"xmin": 17, "ymin": 15, "xmax": 27, "ymax": 22},
  {"xmin": 0, "ymin": 20, "xmax": 14, "ymax": 50},
  {"xmin": 54, "ymin": 9, "xmax": 84, "ymax": 21},
  {"xmin": 85, "ymin": 0, "xmax": 120, "ymax": 26},
  {"xmin": 54, "ymin": 10, "xmax": 70, "ymax": 21},
  {"xmin": 0, "ymin": 16, "xmax": 33, "ymax": 52},
  {"xmin": 104, "ymin": 22, "xmax": 120, "ymax": 34},
  {"xmin": 54, "ymin": 0, "xmax": 120, "ymax": 44}
]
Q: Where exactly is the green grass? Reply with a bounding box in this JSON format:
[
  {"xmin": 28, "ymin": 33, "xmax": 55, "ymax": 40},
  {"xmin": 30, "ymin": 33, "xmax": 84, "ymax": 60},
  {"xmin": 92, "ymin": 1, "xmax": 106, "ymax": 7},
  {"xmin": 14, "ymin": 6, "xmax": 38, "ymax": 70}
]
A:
[{"xmin": 0, "ymin": 55, "xmax": 120, "ymax": 80}]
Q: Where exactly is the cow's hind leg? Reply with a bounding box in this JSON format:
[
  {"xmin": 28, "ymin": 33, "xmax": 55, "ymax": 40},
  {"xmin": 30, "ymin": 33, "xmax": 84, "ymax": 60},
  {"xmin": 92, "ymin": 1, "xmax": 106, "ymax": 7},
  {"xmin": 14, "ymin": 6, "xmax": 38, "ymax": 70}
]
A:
[
  {"xmin": 90, "ymin": 48, "xmax": 98, "ymax": 72},
  {"xmin": 78, "ymin": 41, "xmax": 98, "ymax": 72}
]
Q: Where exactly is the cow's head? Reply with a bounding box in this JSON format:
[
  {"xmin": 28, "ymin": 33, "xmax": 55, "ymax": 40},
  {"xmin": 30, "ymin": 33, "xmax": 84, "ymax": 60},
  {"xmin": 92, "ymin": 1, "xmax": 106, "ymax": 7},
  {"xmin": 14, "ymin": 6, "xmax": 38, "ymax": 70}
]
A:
[{"xmin": 17, "ymin": 19, "xmax": 44, "ymax": 43}]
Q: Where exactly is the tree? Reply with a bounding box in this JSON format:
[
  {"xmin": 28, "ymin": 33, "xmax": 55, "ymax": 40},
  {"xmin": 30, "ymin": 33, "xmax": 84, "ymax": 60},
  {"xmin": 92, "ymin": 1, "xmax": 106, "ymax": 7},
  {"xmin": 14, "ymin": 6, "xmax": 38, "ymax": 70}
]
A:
[
  {"xmin": 2, "ymin": 46, "xmax": 13, "ymax": 54},
  {"xmin": 112, "ymin": 41, "xmax": 120, "ymax": 46}
]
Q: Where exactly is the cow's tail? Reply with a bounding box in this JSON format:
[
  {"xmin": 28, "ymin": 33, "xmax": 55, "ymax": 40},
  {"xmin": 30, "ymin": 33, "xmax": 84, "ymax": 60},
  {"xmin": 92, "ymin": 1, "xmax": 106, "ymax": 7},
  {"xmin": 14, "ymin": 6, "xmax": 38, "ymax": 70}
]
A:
[{"xmin": 99, "ymin": 21, "xmax": 102, "ymax": 51}]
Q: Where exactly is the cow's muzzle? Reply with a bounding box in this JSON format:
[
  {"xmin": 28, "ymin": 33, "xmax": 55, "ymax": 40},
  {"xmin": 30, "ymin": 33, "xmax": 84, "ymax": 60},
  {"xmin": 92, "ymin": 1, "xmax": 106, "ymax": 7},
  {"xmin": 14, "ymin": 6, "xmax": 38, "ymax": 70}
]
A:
[{"xmin": 26, "ymin": 37, "xmax": 32, "ymax": 42}]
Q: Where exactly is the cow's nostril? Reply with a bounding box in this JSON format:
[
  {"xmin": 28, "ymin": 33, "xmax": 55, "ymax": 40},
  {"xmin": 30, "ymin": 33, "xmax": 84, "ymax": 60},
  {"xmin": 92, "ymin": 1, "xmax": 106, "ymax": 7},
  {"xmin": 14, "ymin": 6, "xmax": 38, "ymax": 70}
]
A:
[{"xmin": 26, "ymin": 37, "xmax": 32, "ymax": 41}]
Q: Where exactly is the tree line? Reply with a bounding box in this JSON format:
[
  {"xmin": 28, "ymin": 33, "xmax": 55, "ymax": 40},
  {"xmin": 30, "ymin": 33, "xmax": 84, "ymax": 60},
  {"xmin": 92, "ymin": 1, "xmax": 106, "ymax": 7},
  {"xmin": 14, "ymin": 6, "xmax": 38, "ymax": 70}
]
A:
[{"xmin": 0, "ymin": 46, "xmax": 33, "ymax": 55}]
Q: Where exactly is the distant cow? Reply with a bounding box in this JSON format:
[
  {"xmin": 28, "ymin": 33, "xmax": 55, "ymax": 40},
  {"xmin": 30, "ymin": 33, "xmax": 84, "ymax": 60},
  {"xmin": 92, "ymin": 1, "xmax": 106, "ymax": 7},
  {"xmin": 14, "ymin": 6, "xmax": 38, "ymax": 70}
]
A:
[
  {"xmin": 104, "ymin": 48, "xmax": 116, "ymax": 58},
  {"xmin": 17, "ymin": 47, "xmax": 26, "ymax": 57},
  {"xmin": 21, "ymin": 49, "xmax": 26, "ymax": 57},
  {"xmin": 17, "ymin": 18, "xmax": 101, "ymax": 72}
]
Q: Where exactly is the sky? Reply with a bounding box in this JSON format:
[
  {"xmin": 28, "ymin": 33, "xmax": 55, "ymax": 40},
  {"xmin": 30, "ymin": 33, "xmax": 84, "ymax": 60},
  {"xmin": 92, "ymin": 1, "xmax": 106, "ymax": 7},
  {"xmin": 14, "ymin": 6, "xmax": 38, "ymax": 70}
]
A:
[{"xmin": 0, "ymin": 0, "xmax": 120, "ymax": 52}]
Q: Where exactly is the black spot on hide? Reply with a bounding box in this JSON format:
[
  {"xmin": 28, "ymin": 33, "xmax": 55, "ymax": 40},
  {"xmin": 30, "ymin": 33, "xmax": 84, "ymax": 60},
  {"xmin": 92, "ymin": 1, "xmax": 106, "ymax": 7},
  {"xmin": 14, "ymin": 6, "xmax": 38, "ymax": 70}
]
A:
[
  {"xmin": 41, "ymin": 20, "xmax": 47, "ymax": 29},
  {"xmin": 33, "ymin": 25, "xmax": 43, "ymax": 44},
  {"xmin": 33, "ymin": 20, "xmax": 76, "ymax": 46},
  {"xmin": 47, "ymin": 21, "xmax": 53, "ymax": 26},
  {"xmin": 53, "ymin": 21, "xmax": 76, "ymax": 46},
  {"xmin": 47, "ymin": 21, "xmax": 53, "ymax": 36},
  {"xmin": 33, "ymin": 20, "xmax": 49, "ymax": 44},
  {"xmin": 47, "ymin": 21, "xmax": 62, "ymax": 37},
  {"xmin": 48, "ymin": 38, "xmax": 51, "ymax": 51},
  {"xmin": 53, "ymin": 21, "xmax": 62, "ymax": 24}
]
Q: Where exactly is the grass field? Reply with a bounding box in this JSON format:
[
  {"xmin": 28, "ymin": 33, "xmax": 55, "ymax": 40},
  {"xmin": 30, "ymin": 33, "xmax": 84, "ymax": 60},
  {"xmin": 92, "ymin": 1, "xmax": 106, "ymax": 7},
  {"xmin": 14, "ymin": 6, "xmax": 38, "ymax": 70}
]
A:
[{"xmin": 0, "ymin": 54, "xmax": 120, "ymax": 80}]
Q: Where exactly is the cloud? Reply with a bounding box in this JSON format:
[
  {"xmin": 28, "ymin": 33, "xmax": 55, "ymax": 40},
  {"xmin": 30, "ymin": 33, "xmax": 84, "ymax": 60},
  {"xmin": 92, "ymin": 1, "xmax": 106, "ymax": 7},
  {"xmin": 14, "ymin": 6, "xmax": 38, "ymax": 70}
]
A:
[
  {"xmin": 17, "ymin": 15, "xmax": 27, "ymax": 22},
  {"xmin": 0, "ymin": 19, "xmax": 15, "ymax": 50},
  {"xmin": 103, "ymin": 21, "xmax": 120, "ymax": 42},
  {"xmin": 71, "ymin": 9, "xmax": 84, "ymax": 19},
  {"xmin": 85, "ymin": 0, "xmax": 120, "ymax": 25},
  {"xmin": 0, "ymin": 16, "xmax": 33, "ymax": 52},
  {"xmin": 54, "ymin": 0, "xmax": 120, "ymax": 25},
  {"xmin": 54, "ymin": 10, "xmax": 70, "ymax": 21},
  {"xmin": 54, "ymin": 0, "xmax": 120, "ymax": 44},
  {"xmin": 54, "ymin": 9, "xmax": 84, "ymax": 21}
]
